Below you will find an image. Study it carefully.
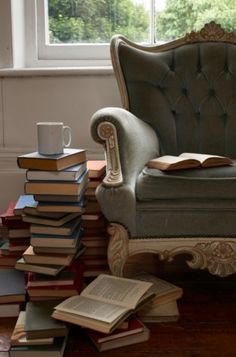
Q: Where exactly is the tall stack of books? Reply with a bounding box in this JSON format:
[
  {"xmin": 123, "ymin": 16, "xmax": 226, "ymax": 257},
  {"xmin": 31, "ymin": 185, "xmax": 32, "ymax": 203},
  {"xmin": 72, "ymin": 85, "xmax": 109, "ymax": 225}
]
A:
[
  {"xmin": 15, "ymin": 148, "xmax": 88, "ymax": 301},
  {"xmin": 0, "ymin": 201, "xmax": 31, "ymax": 268},
  {"xmin": 81, "ymin": 160, "xmax": 110, "ymax": 277}
]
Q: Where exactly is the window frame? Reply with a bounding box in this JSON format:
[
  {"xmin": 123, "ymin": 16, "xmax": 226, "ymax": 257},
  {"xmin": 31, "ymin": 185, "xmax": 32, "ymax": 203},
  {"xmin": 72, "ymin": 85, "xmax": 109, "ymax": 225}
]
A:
[{"xmin": 25, "ymin": 0, "xmax": 156, "ymax": 68}]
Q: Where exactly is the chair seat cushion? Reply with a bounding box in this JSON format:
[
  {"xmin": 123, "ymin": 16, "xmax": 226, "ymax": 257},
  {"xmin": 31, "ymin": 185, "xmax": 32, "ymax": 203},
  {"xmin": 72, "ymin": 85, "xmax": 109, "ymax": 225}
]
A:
[{"xmin": 136, "ymin": 160, "xmax": 236, "ymax": 200}]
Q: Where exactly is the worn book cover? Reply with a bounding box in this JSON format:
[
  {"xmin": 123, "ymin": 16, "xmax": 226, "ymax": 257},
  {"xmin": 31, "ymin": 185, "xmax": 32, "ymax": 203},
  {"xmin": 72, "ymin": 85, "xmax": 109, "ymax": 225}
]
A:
[
  {"xmin": 26, "ymin": 162, "xmax": 87, "ymax": 181},
  {"xmin": 24, "ymin": 170, "xmax": 88, "ymax": 196},
  {"xmin": 15, "ymin": 258, "xmax": 65, "ymax": 276},
  {"xmin": 86, "ymin": 316, "xmax": 149, "ymax": 351},
  {"xmin": 24, "ymin": 301, "xmax": 68, "ymax": 339},
  {"xmin": 17, "ymin": 148, "xmax": 86, "ymax": 171},
  {"xmin": 87, "ymin": 160, "xmax": 106, "ymax": 178},
  {"xmin": 0, "ymin": 269, "xmax": 25, "ymax": 303},
  {"xmin": 30, "ymin": 217, "xmax": 80, "ymax": 236}
]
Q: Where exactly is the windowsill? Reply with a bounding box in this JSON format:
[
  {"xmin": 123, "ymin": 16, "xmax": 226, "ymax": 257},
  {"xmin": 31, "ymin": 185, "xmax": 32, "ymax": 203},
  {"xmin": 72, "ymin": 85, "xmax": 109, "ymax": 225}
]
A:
[{"xmin": 0, "ymin": 66, "xmax": 114, "ymax": 77}]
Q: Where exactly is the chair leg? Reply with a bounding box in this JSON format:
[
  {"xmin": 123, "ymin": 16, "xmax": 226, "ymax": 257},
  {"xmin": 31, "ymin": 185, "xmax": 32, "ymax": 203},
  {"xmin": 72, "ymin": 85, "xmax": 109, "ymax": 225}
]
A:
[{"xmin": 107, "ymin": 223, "xmax": 129, "ymax": 276}]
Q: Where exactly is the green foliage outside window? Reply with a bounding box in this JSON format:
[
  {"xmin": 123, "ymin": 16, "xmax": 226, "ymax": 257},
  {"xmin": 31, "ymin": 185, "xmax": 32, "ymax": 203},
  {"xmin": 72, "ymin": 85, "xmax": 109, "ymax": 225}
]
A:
[{"xmin": 48, "ymin": 0, "xmax": 236, "ymax": 44}]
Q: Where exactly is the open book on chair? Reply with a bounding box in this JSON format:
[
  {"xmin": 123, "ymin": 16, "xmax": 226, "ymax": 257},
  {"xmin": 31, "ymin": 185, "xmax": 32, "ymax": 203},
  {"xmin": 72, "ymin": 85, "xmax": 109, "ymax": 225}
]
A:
[
  {"xmin": 52, "ymin": 274, "xmax": 155, "ymax": 334},
  {"xmin": 147, "ymin": 152, "xmax": 233, "ymax": 171}
]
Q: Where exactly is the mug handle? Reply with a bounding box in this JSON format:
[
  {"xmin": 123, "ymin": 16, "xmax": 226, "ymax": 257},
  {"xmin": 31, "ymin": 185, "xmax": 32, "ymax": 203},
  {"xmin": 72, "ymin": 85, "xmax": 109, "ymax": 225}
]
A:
[{"xmin": 63, "ymin": 126, "xmax": 72, "ymax": 147}]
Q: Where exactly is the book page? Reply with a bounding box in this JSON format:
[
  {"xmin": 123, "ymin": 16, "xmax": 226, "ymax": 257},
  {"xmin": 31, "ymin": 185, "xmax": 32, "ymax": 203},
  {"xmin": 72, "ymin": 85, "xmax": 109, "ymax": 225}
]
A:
[
  {"xmin": 81, "ymin": 274, "xmax": 153, "ymax": 308},
  {"xmin": 180, "ymin": 152, "xmax": 224, "ymax": 163},
  {"xmin": 55, "ymin": 295, "xmax": 128, "ymax": 323}
]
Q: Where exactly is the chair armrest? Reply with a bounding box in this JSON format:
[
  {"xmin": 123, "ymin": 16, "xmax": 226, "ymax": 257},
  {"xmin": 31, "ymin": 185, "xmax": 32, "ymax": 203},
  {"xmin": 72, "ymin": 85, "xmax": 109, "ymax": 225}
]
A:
[
  {"xmin": 90, "ymin": 107, "xmax": 159, "ymax": 188},
  {"xmin": 90, "ymin": 107, "xmax": 159, "ymax": 236}
]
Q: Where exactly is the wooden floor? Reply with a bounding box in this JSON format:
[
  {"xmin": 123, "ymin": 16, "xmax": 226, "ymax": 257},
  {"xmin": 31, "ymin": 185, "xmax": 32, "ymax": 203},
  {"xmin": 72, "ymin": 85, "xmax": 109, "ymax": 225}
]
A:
[{"xmin": 1, "ymin": 268, "xmax": 236, "ymax": 357}]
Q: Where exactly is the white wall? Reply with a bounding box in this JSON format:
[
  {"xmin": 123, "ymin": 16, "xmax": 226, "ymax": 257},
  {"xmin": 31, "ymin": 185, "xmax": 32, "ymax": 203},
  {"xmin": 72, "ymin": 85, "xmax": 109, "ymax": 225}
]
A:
[{"xmin": 0, "ymin": 72, "xmax": 121, "ymax": 213}]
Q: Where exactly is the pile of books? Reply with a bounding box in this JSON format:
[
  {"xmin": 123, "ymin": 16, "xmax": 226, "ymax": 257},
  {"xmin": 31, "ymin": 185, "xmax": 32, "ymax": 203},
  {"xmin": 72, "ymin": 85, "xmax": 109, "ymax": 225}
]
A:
[
  {"xmin": 133, "ymin": 272, "xmax": 183, "ymax": 322},
  {"xmin": 81, "ymin": 160, "xmax": 110, "ymax": 277},
  {"xmin": 10, "ymin": 300, "xmax": 68, "ymax": 357},
  {"xmin": 14, "ymin": 148, "xmax": 88, "ymax": 301},
  {"xmin": 0, "ymin": 202, "xmax": 31, "ymax": 268}
]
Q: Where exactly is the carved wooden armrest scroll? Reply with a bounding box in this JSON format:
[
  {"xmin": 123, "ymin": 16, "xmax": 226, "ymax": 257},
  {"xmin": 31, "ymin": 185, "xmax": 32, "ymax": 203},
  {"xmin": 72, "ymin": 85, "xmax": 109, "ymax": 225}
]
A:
[{"xmin": 97, "ymin": 122, "xmax": 123, "ymax": 187}]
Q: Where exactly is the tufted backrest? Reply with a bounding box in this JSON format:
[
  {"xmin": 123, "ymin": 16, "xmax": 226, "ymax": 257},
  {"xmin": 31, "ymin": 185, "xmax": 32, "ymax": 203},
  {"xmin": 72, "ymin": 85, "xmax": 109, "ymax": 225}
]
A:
[{"xmin": 111, "ymin": 22, "xmax": 236, "ymax": 157}]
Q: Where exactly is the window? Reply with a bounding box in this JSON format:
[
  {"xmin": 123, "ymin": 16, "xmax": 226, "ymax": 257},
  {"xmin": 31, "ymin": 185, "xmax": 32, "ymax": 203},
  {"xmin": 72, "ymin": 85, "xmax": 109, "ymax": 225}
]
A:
[{"xmin": 27, "ymin": 0, "xmax": 236, "ymax": 68}]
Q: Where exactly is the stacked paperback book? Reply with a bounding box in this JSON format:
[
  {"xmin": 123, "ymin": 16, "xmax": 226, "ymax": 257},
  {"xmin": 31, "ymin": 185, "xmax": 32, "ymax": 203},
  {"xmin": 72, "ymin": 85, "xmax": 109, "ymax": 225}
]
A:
[{"xmin": 14, "ymin": 148, "xmax": 88, "ymax": 301}]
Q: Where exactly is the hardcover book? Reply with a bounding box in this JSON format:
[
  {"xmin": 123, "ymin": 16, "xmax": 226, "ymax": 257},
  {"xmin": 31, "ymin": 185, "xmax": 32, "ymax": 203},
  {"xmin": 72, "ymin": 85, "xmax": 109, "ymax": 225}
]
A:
[
  {"xmin": 147, "ymin": 152, "xmax": 233, "ymax": 171},
  {"xmin": 36, "ymin": 199, "xmax": 85, "ymax": 213},
  {"xmin": 30, "ymin": 217, "xmax": 80, "ymax": 236},
  {"xmin": 9, "ymin": 336, "xmax": 67, "ymax": 357},
  {"xmin": 133, "ymin": 272, "xmax": 183, "ymax": 305},
  {"xmin": 22, "ymin": 212, "xmax": 80, "ymax": 227},
  {"xmin": 30, "ymin": 225, "xmax": 81, "ymax": 248},
  {"xmin": 23, "ymin": 245, "xmax": 78, "ymax": 266},
  {"xmin": 15, "ymin": 258, "xmax": 65, "ymax": 276},
  {"xmin": 17, "ymin": 148, "xmax": 86, "ymax": 171},
  {"xmin": 0, "ymin": 269, "xmax": 26, "ymax": 303},
  {"xmin": 52, "ymin": 274, "xmax": 154, "ymax": 334},
  {"xmin": 11, "ymin": 311, "xmax": 54, "ymax": 346},
  {"xmin": 24, "ymin": 300, "xmax": 68, "ymax": 339},
  {"xmin": 24, "ymin": 170, "xmax": 88, "ymax": 196},
  {"xmin": 86, "ymin": 318, "xmax": 149, "ymax": 351},
  {"xmin": 26, "ymin": 162, "xmax": 87, "ymax": 181},
  {"xmin": 87, "ymin": 160, "xmax": 106, "ymax": 178}
]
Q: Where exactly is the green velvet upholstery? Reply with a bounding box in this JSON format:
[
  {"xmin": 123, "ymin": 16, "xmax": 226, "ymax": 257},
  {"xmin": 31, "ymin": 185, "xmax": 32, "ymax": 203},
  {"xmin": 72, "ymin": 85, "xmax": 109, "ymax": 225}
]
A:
[{"xmin": 90, "ymin": 23, "xmax": 236, "ymax": 240}]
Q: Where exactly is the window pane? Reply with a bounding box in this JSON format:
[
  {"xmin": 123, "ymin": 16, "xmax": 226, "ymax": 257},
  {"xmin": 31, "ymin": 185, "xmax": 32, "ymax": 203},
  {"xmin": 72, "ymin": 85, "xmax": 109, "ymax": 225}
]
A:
[
  {"xmin": 155, "ymin": 0, "xmax": 236, "ymax": 43},
  {"xmin": 48, "ymin": 0, "xmax": 150, "ymax": 44}
]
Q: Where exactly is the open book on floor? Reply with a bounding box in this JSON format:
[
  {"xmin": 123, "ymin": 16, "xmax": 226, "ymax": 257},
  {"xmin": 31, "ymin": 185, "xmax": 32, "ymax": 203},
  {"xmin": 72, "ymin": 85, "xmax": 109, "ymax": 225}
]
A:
[
  {"xmin": 147, "ymin": 152, "xmax": 233, "ymax": 171},
  {"xmin": 52, "ymin": 274, "xmax": 155, "ymax": 334}
]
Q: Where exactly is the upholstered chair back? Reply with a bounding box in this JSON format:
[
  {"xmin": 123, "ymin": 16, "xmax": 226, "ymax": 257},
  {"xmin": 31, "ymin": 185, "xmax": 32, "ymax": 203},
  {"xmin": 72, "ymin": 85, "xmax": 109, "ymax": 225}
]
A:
[{"xmin": 113, "ymin": 24, "xmax": 236, "ymax": 157}]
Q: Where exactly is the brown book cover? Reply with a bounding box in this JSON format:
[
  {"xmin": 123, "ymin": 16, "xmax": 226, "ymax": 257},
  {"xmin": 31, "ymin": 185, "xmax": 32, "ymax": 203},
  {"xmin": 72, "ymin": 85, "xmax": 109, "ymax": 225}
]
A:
[
  {"xmin": 87, "ymin": 160, "xmax": 106, "ymax": 178},
  {"xmin": 24, "ymin": 170, "xmax": 88, "ymax": 196},
  {"xmin": 17, "ymin": 148, "xmax": 86, "ymax": 171}
]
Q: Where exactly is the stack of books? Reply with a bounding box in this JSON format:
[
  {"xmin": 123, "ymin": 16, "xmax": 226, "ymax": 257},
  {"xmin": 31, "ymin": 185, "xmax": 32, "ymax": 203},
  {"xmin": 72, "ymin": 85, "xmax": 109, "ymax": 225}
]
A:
[
  {"xmin": 0, "ymin": 201, "xmax": 31, "ymax": 268},
  {"xmin": 0, "ymin": 268, "xmax": 26, "ymax": 317},
  {"xmin": 10, "ymin": 300, "xmax": 68, "ymax": 357},
  {"xmin": 14, "ymin": 148, "xmax": 88, "ymax": 300},
  {"xmin": 81, "ymin": 160, "xmax": 110, "ymax": 277},
  {"xmin": 133, "ymin": 272, "xmax": 183, "ymax": 322}
]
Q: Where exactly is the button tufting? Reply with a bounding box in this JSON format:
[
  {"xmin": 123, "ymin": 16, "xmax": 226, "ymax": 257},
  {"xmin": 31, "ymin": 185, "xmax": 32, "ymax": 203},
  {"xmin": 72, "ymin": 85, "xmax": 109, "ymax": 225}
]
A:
[{"xmin": 209, "ymin": 88, "xmax": 215, "ymax": 96}]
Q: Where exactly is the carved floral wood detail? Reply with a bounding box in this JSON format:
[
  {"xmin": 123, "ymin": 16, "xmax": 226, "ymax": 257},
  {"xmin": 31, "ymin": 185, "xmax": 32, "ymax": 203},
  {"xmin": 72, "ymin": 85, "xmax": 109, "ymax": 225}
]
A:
[
  {"xmin": 97, "ymin": 122, "xmax": 123, "ymax": 187},
  {"xmin": 185, "ymin": 21, "xmax": 236, "ymax": 44},
  {"xmin": 160, "ymin": 241, "xmax": 236, "ymax": 277},
  {"xmin": 107, "ymin": 224, "xmax": 236, "ymax": 277}
]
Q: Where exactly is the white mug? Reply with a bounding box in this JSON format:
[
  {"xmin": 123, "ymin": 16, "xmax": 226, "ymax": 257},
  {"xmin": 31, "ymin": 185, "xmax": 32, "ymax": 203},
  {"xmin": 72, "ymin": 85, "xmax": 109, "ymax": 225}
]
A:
[{"xmin": 37, "ymin": 122, "xmax": 72, "ymax": 155}]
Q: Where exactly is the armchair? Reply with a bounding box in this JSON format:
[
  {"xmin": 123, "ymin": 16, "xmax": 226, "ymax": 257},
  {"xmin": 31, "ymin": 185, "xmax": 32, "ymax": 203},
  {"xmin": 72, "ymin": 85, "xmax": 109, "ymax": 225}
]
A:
[{"xmin": 90, "ymin": 22, "xmax": 236, "ymax": 278}]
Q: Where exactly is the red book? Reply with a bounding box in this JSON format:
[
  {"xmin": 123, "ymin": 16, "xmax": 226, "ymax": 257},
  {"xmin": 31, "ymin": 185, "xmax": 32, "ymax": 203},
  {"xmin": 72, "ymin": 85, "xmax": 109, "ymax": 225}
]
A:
[
  {"xmin": 1, "ymin": 202, "xmax": 30, "ymax": 229},
  {"xmin": 87, "ymin": 160, "xmax": 106, "ymax": 179},
  {"xmin": 85, "ymin": 316, "xmax": 150, "ymax": 351}
]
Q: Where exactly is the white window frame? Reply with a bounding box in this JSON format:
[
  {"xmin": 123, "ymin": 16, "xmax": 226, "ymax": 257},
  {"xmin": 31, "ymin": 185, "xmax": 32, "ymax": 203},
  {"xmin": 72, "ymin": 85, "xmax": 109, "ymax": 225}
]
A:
[{"xmin": 25, "ymin": 0, "xmax": 156, "ymax": 68}]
